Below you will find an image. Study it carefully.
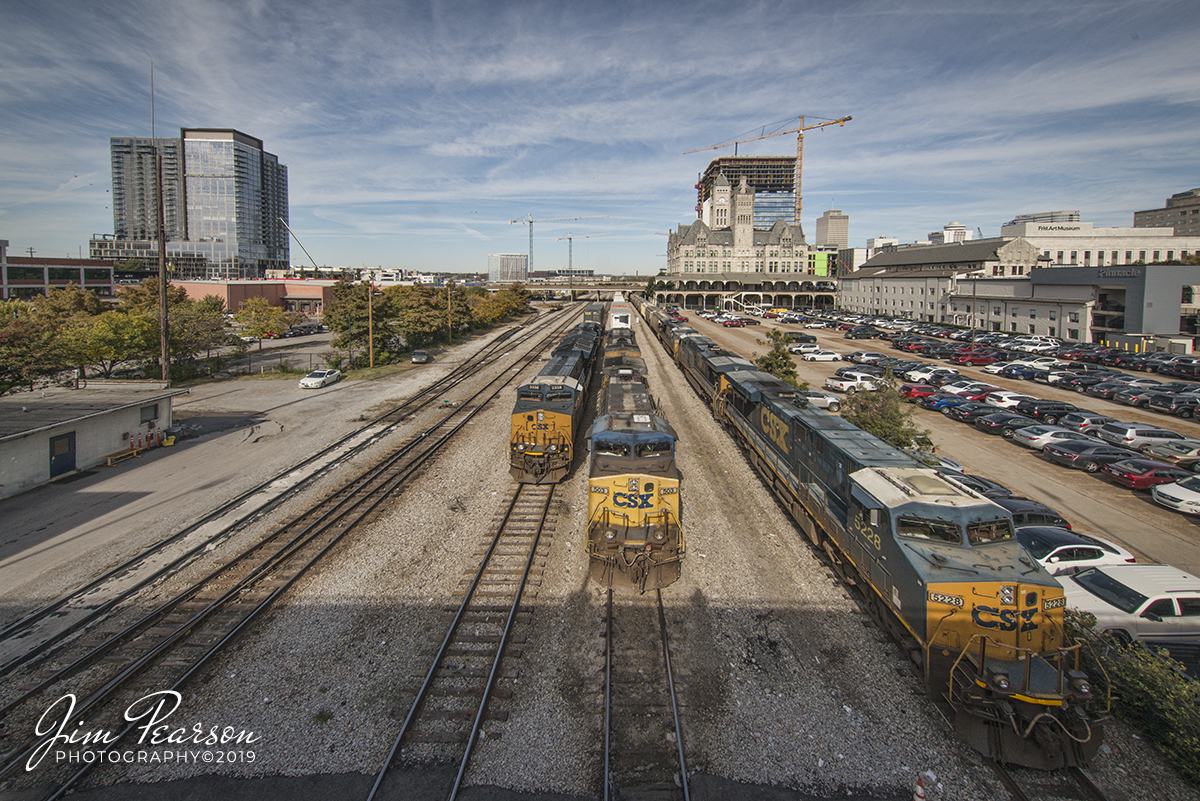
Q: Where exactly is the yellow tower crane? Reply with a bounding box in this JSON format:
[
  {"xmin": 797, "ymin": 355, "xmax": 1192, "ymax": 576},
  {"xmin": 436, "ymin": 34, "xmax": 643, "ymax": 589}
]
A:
[{"xmin": 685, "ymin": 115, "xmax": 851, "ymax": 226}]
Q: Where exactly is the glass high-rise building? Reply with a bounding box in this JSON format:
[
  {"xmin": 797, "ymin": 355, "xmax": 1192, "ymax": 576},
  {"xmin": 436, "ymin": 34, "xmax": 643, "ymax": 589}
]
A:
[{"xmin": 100, "ymin": 128, "xmax": 288, "ymax": 279}]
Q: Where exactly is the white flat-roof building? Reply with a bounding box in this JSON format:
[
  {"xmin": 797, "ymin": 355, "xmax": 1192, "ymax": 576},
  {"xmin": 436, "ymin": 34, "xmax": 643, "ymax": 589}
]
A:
[{"xmin": 999, "ymin": 219, "xmax": 1199, "ymax": 266}]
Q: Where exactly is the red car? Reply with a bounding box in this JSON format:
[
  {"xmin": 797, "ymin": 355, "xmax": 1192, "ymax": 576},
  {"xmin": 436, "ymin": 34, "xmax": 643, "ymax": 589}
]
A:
[
  {"xmin": 960, "ymin": 385, "xmax": 1003, "ymax": 401},
  {"xmin": 1100, "ymin": 459, "xmax": 1193, "ymax": 490},
  {"xmin": 952, "ymin": 353, "xmax": 1000, "ymax": 366},
  {"xmin": 900, "ymin": 383, "xmax": 938, "ymax": 401},
  {"xmin": 722, "ymin": 319, "xmax": 746, "ymax": 327}
]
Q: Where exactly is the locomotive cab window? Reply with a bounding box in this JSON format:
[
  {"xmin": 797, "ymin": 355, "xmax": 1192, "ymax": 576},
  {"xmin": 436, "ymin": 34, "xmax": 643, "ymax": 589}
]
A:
[
  {"xmin": 518, "ymin": 387, "xmax": 542, "ymax": 401},
  {"xmin": 546, "ymin": 389, "xmax": 573, "ymax": 402},
  {"xmin": 638, "ymin": 441, "xmax": 671, "ymax": 457},
  {"xmin": 967, "ymin": 519, "xmax": 1013, "ymax": 545},
  {"xmin": 897, "ymin": 516, "xmax": 961, "ymax": 544},
  {"xmin": 595, "ymin": 440, "xmax": 630, "ymax": 456}
]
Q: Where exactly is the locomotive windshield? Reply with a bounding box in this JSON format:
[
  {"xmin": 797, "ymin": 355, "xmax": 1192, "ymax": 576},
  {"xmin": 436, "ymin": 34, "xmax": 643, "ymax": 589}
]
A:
[
  {"xmin": 637, "ymin": 440, "xmax": 672, "ymax": 457},
  {"xmin": 545, "ymin": 389, "xmax": 574, "ymax": 402},
  {"xmin": 594, "ymin": 440, "xmax": 630, "ymax": 456},
  {"xmin": 897, "ymin": 516, "xmax": 961, "ymax": 544},
  {"xmin": 967, "ymin": 519, "xmax": 1014, "ymax": 544},
  {"xmin": 896, "ymin": 516, "xmax": 1014, "ymax": 546}
]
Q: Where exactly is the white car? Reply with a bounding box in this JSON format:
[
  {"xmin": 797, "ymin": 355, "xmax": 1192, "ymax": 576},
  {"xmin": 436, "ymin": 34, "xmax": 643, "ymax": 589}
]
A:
[
  {"xmin": 979, "ymin": 361, "xmax": 1014, "ymax": 375},
  {"xmin": 1015, "ymin": 526, "xmax": 1136, "ymax": 576},
  {"xmin": 1010, "ymin": 425, "xmax": 1101, "ymax": 451},
  {"xmin": 299, "ymin": 369, "xmax": 342, "ymax": 388},
  {"xmin": 796, "ymin": 389, "xmax": 842, "ymax": 412},
  {"xmin": 1151, "ymin": 475, "xmax": 1200, "ymax": 515},
  {"xmin": 824, "ymin": 372, "xmax": 880, "ymax": 393},
  {"xmin": 984, "ymin": 390, "xmax": 1038, "ymax": 409},
  {"xmin": 1060, "ymin": 564, "xmax": 1200, "ymax": 643},
  {"xmin": 804, "ymin": 321, "xmax": 828, "ymax": 329},
  {"xmin": 788, "ymin": 343, "xmax": 822, "ymax": 354},
  {"xmin": 802, "ymin": 350, "xmax": 842, "ymax": 362}
]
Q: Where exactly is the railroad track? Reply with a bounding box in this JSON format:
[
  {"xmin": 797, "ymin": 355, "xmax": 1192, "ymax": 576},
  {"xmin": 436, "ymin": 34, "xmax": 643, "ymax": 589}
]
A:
[
  {"xmin": 0, "ymin": 309, "xmax": 576, "ymax": 685},
  {"xmin": 369, "ymin": 483, "xmax": 555, "ymax": 800},
  {"xmin": 0, "ymin": 313, "xmax": 578, "ymax": 799},
  {"xmin": 602, "ymin": 588, "xmax": 690, "ymax": 801},
  {"xmin": 986, "ymin": 758, "xmax": 1115, "ymax": 801}
]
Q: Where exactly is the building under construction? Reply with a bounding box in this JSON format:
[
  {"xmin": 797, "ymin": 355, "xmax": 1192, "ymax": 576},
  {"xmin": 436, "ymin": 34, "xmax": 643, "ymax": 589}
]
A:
[{"xmin": 696, "ymin": 156, "xmax": 796, "ymax": 229}]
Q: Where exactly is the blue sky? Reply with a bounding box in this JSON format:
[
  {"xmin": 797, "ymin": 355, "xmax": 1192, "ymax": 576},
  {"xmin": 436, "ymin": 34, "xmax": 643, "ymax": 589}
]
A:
[{"xmin": 3, "ymin": 0, "xmax": 1199, "ymax": 275}]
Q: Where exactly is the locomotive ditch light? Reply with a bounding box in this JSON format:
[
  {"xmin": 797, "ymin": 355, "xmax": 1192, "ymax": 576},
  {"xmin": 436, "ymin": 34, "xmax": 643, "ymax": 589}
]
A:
[
  {"xmin": 989, "ymin": 670, "xmax": 1011, "ymax": 692},
  {"xmin": 606, "ymin": 530, "xmax": 616, "ymax": 539},
  {"xmin": 1069, "ymin": 670, "xmax": 1092, "ymax": 697},
  {"xmin": 1000, "ymin": 585, "xmax": 1016, "ymax": 606},
  {"xmin": 548, "ymin": 444, "xmax": 558, "ymax": 453}
]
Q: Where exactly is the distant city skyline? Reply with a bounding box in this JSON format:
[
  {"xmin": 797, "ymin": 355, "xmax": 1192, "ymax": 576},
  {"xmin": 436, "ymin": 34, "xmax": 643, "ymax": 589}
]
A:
[{"xmin": 3, "ymin": 0, "xmax": 1199, "ymax": 274}]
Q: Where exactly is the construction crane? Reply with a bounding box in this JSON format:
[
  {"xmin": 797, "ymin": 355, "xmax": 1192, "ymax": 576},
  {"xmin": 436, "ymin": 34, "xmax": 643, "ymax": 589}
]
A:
[
  {"xmin": 508, "ymin": 214, "xmax": 607, "ymax": 273},
  {"xmin": 685, "ymin": 114, "xmax": 851, "ymax": 227},
  {"xmin": 556, "ymin": 231, "xmax": 611, "ymax": 300}
]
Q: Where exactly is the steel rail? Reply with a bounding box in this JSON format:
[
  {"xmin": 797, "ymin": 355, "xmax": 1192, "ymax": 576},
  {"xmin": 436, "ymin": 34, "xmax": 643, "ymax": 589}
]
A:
[
  {"xmin": 0, "ymin": 314, "xmax": 578, "ymax": 796},
  {"xmin": 0, "ymin": 312, "xmax": 571, "ymax": 681}
]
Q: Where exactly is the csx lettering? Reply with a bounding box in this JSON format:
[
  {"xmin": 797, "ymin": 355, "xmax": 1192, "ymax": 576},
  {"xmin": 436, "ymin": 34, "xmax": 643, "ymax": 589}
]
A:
[
  {"xmin": 760, "ymin": 408, "xmax": 789, "ymax": 454},
  {"xmin": 531, "ymin": 423, "xmax": 551, "ymax": 430},
  {"xmin": 613, "ymin": 493, "xmax": 653, "ymax": 509},
  {"xmin": 971, "ymin": 605, "xmax": 1039, "ymax": 634}
]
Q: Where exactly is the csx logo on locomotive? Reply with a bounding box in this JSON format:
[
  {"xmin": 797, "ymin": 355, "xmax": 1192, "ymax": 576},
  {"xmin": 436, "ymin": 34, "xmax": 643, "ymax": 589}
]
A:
[
  {"xmin": 760, "ymin": 407, "xmax": 789, "ymax": 454},
  {"xmin": 972, "ymin": 605, "xmax": 1039, "ymax": 633},
  {"xmin": 614, "ymin": 492, "xmax": 654, "ymax": 509}
]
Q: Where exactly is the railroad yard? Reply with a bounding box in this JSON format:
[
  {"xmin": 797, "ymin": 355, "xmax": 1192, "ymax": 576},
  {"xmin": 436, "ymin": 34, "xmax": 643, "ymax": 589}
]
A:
[{"xmin": 1, "ymin": 303, "xmax": 1198, "ymax": 801}]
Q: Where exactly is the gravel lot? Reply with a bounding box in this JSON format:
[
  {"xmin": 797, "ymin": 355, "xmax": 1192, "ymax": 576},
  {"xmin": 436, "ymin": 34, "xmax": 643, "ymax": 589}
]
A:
[{"xmin": 9, "ymin": 310, "xmax": 1198, "ymax": 801}]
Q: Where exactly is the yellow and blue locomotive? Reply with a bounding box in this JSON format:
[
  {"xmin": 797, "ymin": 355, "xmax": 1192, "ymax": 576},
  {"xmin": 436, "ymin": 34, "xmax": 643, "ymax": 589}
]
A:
[
  {"xmin": 509, "ymin": 321, "xmax": 601, "ymax": 483},
  {"xmin": 711, "ymin": 367, "xmax": 1103, "ymax": 769},
  {"xmin": 585, "ymin": 325, "xmax": 684, "ymax": 592}
]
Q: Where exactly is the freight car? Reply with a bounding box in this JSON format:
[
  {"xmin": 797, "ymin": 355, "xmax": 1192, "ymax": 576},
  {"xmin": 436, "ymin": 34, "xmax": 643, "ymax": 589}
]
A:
[
  {"xmin": 509, "ymin": 321, "xmax": 601, "ymax": 483},
  {"xmin": 585, "ymin": 325, "xmax": 684, "ymax": 592},
  {"xmin": 644, "ymin": 298, "xmax": 1105, "ymax": 769}
]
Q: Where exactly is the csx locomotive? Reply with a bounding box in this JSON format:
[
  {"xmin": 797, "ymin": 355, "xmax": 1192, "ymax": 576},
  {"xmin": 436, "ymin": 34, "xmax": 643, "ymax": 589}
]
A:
[
  {"xmin": 631, "ymin": 296, "xmax": 1103, "ymax": 769},
  {"xmin": 585, "ymin": 296, "xmax": 684, "ymax": 592},
  {"xmin": 509, "ymin": 320, "xmax": 601, "ymax": 483}
]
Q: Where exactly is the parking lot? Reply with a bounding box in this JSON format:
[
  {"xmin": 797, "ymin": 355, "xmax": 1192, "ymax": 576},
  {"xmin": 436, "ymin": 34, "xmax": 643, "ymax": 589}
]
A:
[{"xmin": 679, "ymin": 309, "xmax": 1200, "ymax": 577}]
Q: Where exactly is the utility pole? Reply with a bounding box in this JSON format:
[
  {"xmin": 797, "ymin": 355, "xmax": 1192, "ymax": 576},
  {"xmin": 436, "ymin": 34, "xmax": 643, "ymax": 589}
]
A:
[
  {"xmin": 367, "ymin": 278, "xmax": 374, "ymax": 368},
  {"xmin": 156, "ymin": 149, "xmax": 170, "ymax": 381}
]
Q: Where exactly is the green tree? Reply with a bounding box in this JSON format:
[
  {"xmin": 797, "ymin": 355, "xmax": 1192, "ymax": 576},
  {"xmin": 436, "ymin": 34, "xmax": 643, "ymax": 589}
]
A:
[
  {"xmin": 116, "ymin": 277, "xmax": 191, "ymax": 313},
  {"xmin": 58, "ymin": 311, "xmax": 158, "ymax": 377},
  {"xmin": 170, "ymin": 302, "xmax": 229, "ymax": 361},
  {"xmin": 753, "ymin": 329, "xmax": 803, "ymax": 387},
  {"xmin": 386, "ymin": 284, "xmax": 445, "ymax": 350},
  {"xmin": 31, "ymin": 285, "xmax": 105, "ymax": 321},
  {"xmin": 838, "ymin": 371, "xmax": 929, "ymax": 451},
  {"xmin": 235, "ymin": 297, "xmax": 290, "ymax": 348},
  {"xmin": 0, "ymin": 315, "xmax": 57, "ymax": 394}
]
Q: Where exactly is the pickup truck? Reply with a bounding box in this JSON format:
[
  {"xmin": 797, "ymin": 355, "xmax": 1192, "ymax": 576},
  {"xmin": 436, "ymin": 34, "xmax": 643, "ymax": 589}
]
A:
[{"xmin": 823, "ymin": 371, "xmax": 880, "ymax": 394}]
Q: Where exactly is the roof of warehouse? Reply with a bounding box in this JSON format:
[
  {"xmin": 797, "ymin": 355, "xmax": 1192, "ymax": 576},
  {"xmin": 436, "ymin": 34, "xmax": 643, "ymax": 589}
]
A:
[{"xmin": 0, "ymin": 382, "xmax": 190, "ymax": 442}]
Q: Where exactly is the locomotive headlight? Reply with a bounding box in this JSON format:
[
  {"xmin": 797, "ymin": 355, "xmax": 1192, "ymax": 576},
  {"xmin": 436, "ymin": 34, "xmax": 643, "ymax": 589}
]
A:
[{"xmin": 1000, "ymin": 585, "xmax": 1016, "ymax": 606}]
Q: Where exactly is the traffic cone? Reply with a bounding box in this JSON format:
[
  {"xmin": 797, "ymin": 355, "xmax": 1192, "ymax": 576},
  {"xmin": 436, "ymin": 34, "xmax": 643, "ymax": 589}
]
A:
[
  {"xmin": 913, "ymin": 775, "xmax": 926, "ymax": 801},
  {"xmin": 129, "ymin": 435, "xmax": 136, "ymax": 452},
  {"xmin": 136, "ymin": 431, "xmax": 143, "ymax": 450}
]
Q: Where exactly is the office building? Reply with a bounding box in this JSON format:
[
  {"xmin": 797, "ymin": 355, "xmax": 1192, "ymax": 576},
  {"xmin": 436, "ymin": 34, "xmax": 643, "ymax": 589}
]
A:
[
  {"xmin": 815, "ymin": 209, "xmax": 849, "ymax": 248},
  {"xmin": 696, "ymin": 156, "xmax": 797, "ymax": 229},
  {"xmin": 1134, "ymin": 188, "xmax": 1200, "ymax": 235},
  {"xmin": 488, "ymin": 253, "xmax": 528, "ymax": 283},
  {"xmin": 94, "ymin": 129, "xmax": 289, "ymax": 279}
]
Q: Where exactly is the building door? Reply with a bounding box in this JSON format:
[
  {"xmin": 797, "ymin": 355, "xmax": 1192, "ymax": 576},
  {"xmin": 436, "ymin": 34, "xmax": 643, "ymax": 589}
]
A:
[{"xmin": 49, "ymin": 432, "xmax": 76, "ymax": 479}]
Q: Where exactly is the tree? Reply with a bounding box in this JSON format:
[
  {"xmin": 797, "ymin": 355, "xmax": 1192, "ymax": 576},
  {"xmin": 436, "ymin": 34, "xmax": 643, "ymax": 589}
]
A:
[
  {"xmin": 57, "ymin": 311, "xmax": 157, "ymax": 378},
  {"xmin": 170, "ymin": 302, "xmax": 229, "ymax": 361},
  {"xmin": 386, "ymin": 284, "xmax": 444, "ymax": 350},
  {"xmin": 838, "ymin": 371, "xmax": 929, "ymax": 451},
  {"xmin": 0, "ymin": 315, "xmax": 57, "ymax": 394},
  {"xmin": 116, "ymin": 278, "xmax": 190, "ymax": 313},
  {"xmin": 753, "ymin": 329, "xmax": 803, "ymax": 387},
  {"xmin": 235, "ymin": 297, "xmax": 290, "ymax": 347},
  {"xmin": 31, "ymin": 285, "xmax": 105, "ymax": 321}
]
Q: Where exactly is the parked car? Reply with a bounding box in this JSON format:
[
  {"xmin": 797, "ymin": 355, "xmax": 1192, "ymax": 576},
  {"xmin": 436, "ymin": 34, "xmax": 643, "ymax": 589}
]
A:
[
  {"xmin": 846, "ymin": 351, "xmax": 887, "ymax": 364},
  {"xmin": 410, "ymin": 350, "xmax": 430, "ymax": 364},
  {"xmin": 1058, "ymin": 411, "xmax": 1117, "ymax": 435},
  {"xmin": 1095, "ymin": 422, "xmax": 1193, "ymax": 453},
  {"xmin": 938, "ymin": 472, "xmax": 1012, "ymax": 498},
  {"xmin": 1011, "ymin": 425, "xmax": 1100, "ymax": 451},
  {"xmin": 1012, "ymin": 399, "xmax": 1080, "ymax": 425},
  {"xmin": 1147, "ymin": 394, "xmax": 1200, "ymax": 419},
  {"xmin": 788, "ymin": 342, "xmax": 822, "ymax": 354},
  {"xmin": 984, "ymin": 390, "xmax": 1038, "ymax": 409},
  {"xmin": 1060, "ymin": 565, "xmax": 1200, "ymax": 644},
  {"xmin": 899, "ymin": 383, "xmax": 938, "ymax": 401},
  {"xmin": 1100, "ymin": 459, "xmax": 1195, "ymax": 491},
  {"xmin": 824, "ymin": 372, "xmax": 880, "ymax": 393},
  {"xmin": 1015, "ymin": 526, "xmax": 1136, "ymax": 576},
  {"xmin": 1151, "ymin": 475, "xmax": 1200, "ymax": 515},
  {"xmin": 298, "ymin": 369, "xmax": 341, "ymax": 389},
  {"xmin": 803, "ymin": 350, "xmax": 842, "ymax": 362},
  {"xmin": 795, "ymin": 389, "xmax": 842, "ymax": 412},
  {"xmin": 1143, "ymin": 441, "xmax": 1200, "ymax": 471},
  {"xmin": 993, "ymin": 497, "xmax": 1072, "ymax": 529},
  {"xmin": 974, "ymin": 412, "xmax": 1036, "ymax": 438},
  {"xmin": 1042, "ymin": 440, "xmax": 1139, "ymax": 473}
]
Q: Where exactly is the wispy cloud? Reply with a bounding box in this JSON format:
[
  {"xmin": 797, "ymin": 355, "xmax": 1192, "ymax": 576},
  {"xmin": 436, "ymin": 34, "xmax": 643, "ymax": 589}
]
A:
[{"xmin": 2, "ymin": 0, "xmax": 1198, "ymax": 270}]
